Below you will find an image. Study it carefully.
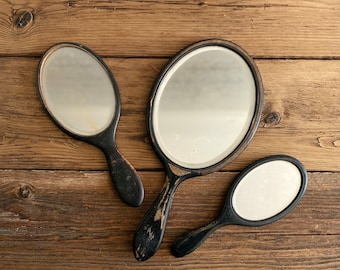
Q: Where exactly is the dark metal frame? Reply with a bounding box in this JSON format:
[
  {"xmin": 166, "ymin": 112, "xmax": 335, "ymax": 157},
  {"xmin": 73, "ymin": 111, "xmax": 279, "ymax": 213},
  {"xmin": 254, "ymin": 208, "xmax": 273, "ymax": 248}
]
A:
[
  {"xmin": 37, "ymin": 42, "xmax": 120, "ymax": 144},
  {"xmin": 36, "ymin": 42, "xmax": 144, "ymax": 207},
  {"xmin": 147, "ymin": 39, "xmax": 264, "ymax": 176},
  {"xmin": 226, "ymin": 154, "xmax": 308, "ymax": 226},
  {"xmin": 134, "ymin": 39, "xmax": 264, "ymax": 261},
  {"xmin": 171, "ymin": 155, "xmax": 308, "ymax": 258}
]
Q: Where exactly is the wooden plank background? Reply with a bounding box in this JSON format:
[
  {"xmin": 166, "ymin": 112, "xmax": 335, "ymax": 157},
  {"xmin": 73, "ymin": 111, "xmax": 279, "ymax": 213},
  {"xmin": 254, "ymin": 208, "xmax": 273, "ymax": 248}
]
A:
[{"xmin": 0, "ymin": 0, "xmax": 339, "ymax": 269}]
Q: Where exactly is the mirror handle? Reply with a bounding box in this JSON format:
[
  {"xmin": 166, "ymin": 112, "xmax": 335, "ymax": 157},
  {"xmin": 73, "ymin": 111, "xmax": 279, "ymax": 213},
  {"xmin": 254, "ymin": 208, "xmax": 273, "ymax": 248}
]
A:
[
  {"xmin": 133, "ymin": 176, "xmax": 179, "ymax": 261},
  {"xmin": 105, "ymin": 150, "xmax": 144, "ymax": 207},
  {"xmin": 172, "ymin": 219, "xmax": 224, "ymax": 257}
]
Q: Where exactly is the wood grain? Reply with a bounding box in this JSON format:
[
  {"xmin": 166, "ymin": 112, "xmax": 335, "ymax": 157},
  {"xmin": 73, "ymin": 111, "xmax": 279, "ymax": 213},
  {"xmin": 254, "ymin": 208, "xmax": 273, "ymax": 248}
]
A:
[
  {"xmin": 0, "ymin": 170, "xmax": 338, "ymax": 269},
  {"xmin": 0, "ymin": 58, "xmax": 339, "ymax": 171},
  {"xmin": 0, "ymin": 0, "xmax": 339, "ymax": 58},
  {"xmin": 0, "ymin": 0, "xmax": 339, "ymax": 269}
]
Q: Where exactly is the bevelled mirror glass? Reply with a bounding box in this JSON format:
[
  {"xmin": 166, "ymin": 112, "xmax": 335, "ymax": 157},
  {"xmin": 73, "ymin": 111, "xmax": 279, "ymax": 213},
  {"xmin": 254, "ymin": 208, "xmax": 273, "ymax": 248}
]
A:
[
  {"xmin": 153, "ymin": 46, "xmax": 256, "ymax": 169},
  {"xmin": 134, "ymin": 39, "xmax": 264, "ymax": 261}
]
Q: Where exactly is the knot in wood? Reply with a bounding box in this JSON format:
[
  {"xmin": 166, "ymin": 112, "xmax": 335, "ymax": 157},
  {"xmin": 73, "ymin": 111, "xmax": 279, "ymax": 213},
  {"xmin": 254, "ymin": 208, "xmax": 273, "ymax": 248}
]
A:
[
  {"xmin": 264, "ymin": 111, "xmax": 281, "ymax": 126},
  {"xmin": 66, "ymin": 0, "xmax": 76, "ymax": 8},
  {"xmin": 18, "ymin": 184, "xmax": 34, "ymax": 199},
  {"xmin": 199, "ymin": 1, "xmax": 208, "ymax": 7},
  {"xmin": 14, "ymin": 11, "xmax": 34, "ymax": 28}
]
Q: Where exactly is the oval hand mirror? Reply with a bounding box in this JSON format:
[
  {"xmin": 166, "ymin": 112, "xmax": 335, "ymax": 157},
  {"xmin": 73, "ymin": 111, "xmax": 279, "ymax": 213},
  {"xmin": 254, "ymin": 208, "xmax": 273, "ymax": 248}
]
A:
[
  {"xmin": 37, "ymin": 42, "xmax": 144, "ymax": 207},
  {"xmin": 134, "ymin": 39, "xmax": 264, "ymax": 261},
  {"xmin": 172, "ymin": 155, "xmax": 308, "ymax": 257}
]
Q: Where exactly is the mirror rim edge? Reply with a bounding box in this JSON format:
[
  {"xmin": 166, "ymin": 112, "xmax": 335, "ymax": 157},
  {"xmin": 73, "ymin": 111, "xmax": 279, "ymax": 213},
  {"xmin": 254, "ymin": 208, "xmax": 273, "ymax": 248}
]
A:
[
  {"xmin": 36, "ymin": 42, "xmax": 121, "ymax": 144},
  {"xmin": 147, "ymin": 39, "xmax": 264, "ymax": 174},
  {"xmin": 227, "ymin": 154, "xmax": 308, "ymax": 226}
]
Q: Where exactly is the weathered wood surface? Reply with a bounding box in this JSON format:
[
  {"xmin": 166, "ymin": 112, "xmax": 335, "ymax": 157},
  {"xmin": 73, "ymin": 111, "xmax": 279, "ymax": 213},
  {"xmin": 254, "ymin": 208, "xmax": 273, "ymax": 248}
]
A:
[
  {"xmin": 0, "ymin": 0, "xmax": 339, "ymax": 269},
  {"xmin": 0, "ymin": 170, "xmax": 339, "ymax": 269},
  {"xmin": 0, "ymin": 0, "xmax": 339, "ymax": 58},
  {"xmin": 0, "ymin": 58, "xmax": 339, "ymax": 171}
]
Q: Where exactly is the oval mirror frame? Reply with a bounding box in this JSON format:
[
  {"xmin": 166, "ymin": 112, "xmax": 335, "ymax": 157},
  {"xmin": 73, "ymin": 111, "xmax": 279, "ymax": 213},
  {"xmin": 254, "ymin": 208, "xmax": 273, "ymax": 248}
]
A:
[
  {"xmin": 37, "ymin": 42, "xmax": 120, "ymax": 141},
  {"xmin": 134, "ymin": 39, "xmax": 264, "ymax": 261},
  {"xmin": 227, "ymin": 155, "xmax": 308, "ymax": 226},
  {"xmin": 147, "ymin": 39, "xmax": 264, "ymax": 174},
  {"xmin": 171, "ymin": 155, "xmax": 308, "ymax": 258},
  {"xmin": 37, "ymin": 42, "xmax": 144, "ymax": 207}
]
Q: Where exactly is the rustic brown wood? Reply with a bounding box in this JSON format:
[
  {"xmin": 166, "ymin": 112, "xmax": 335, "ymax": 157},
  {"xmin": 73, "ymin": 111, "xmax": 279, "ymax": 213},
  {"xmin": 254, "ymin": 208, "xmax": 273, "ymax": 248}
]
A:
[
  {"xmin": 0, "ymin": 58, "xmax": 339, "ymax": 171},
  {"xmin": 0, "ymin": 170, "xmax": 339, "ymax": 269},
  {"xmin": 0, "ymin": 1, "xmax": 339, "ymax": 58},
  {"xmin": 0, "ymin": 0, "xmax": 339, "ymax": 268}
]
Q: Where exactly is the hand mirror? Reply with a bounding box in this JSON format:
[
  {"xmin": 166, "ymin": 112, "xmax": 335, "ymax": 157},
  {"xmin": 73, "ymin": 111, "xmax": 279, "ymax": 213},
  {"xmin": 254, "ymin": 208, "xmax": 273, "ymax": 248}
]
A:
[
  {"xmin": 172, "ymin": 155, "xmax": 308, "ymax": 257},
  {"xmin": 134, "ymin": 39, "xmax": 264, "ymax": 260},
  {"xmin": 37, "ymin": 42, "xmax": 144, "ymax": 207}
]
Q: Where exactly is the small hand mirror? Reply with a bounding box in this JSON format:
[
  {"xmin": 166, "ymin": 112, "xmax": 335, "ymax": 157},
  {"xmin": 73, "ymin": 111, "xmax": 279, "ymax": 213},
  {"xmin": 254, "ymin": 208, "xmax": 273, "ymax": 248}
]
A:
[
  {"xmin": 172, "ymin": 155, "xmax": 308, "ymax": 257},
  {"xmin": 134, "ymin": 39, "xmax": 264, "ymax": 261},
  {"xmin": 37, "ymin": 42, "xmax": 144, "ymax": 207}
]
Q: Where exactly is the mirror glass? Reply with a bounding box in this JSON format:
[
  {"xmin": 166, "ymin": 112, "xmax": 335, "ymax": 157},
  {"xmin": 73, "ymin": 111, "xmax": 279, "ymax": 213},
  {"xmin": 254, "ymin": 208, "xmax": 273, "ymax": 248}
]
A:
[
  {"xmin": 38, "ymin": 43, "xmax": 144, "ymax": 207},
  {"xmin": 152, "ymin": 46, "xmax": 256, "ymax": 169},
  {"xmin": 134, "ymin": 40, "xmax": 263, "ymax": 261},
  {"xmin": 232, "ymin": 160, "xmax": 302, "ymax": 221},
  {"xmin": 171, "ymin": 155, "xmax": 307, "ymax": 258},
  {"xmin": 39, "ymin": 45, "xmax": 116, "ymax": 136}
]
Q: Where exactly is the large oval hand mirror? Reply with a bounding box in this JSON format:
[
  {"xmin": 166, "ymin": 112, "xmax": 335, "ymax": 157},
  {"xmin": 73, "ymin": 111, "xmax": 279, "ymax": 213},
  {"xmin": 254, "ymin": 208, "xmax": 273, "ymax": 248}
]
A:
[
  {"xmin": 172, "ymin": 155, "xmax": 308, "ymax": 257},
  {"xmin": 134, "ymin": 39, "xmax": 264, "ymax": 260},
  {"xmin": 37, "ymin": 43, "xmax": 144, "ymax": 207}
]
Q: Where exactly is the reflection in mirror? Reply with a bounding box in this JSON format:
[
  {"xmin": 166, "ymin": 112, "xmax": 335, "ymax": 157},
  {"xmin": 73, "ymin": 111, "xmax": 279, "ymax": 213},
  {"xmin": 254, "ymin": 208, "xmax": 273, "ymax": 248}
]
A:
[
  {"xmin": 232, "ymin": 160, "xmax": 302, "ymax": 221},
  {"xmin": 153, "ymin": 46, "xmax": 256, "ymax": 169},
  {"xmin": 40, "ymin": 45, "xmax": 116, "ymax": 136},
  {"xmin": 37, "ymin": 43, "xmax": 144, "ymax": 207},
  {"xmin": 172, "ymin": 155, "xmax": 308, "ymax": 258},
  {"xmin": 134, "ymin": 39, "xmax": 264, "ymax": 261}
]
